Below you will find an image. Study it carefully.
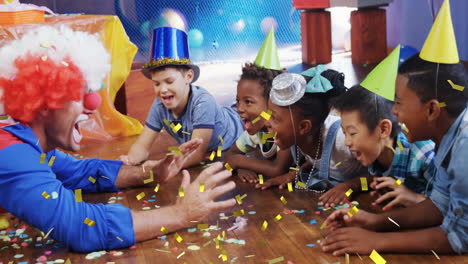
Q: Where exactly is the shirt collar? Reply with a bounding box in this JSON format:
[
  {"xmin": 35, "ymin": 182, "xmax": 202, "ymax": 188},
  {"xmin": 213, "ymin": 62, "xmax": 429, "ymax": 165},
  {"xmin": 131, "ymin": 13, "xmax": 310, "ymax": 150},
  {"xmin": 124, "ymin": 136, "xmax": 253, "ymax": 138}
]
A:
[{"xmin": 2, "ymin": 123, "xmax": 43, "ymax": 153}]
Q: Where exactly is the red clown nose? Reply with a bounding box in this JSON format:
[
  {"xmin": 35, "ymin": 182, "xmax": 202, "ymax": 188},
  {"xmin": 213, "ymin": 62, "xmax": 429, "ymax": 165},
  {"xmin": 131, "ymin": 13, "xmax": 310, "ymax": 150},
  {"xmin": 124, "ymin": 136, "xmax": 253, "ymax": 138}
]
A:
[{"xmin": 83, "ymin": 92, "xmax": 102, "ymax": 111}]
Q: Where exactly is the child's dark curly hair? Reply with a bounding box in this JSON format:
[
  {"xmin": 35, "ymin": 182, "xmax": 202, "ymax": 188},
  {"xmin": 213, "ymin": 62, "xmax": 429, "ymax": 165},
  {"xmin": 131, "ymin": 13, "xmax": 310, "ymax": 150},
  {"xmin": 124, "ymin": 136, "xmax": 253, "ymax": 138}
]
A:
[{"xmin": 240, "ymin": 63, "xmax": 286, "ymax": 99}]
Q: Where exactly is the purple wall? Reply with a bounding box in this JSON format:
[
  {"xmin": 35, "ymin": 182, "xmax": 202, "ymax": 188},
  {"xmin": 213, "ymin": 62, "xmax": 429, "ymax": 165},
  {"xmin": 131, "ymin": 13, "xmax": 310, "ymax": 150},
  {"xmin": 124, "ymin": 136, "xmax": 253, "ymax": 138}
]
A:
[{"xmin": 386, "ymin": 0, "xmax": 467, "ymax": 60}]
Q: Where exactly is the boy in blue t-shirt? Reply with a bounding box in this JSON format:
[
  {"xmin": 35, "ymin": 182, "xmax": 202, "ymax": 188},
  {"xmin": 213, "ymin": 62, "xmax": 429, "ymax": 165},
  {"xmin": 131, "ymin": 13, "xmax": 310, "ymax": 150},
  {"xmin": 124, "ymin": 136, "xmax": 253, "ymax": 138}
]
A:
[
  {"xmin": 320, "ymin": 85, "xmax": 435, "ymax": 209},
  {"xmin": 121, "ymin": 27, "xmax": 243, "ymax": 168}
]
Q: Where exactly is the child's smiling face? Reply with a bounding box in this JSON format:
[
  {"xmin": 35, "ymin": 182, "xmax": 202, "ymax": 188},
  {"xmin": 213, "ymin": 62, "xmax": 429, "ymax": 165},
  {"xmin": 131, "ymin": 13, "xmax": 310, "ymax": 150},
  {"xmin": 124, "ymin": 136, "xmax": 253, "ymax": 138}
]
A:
[
  {"xmin": 236, "ymin": 79, "xmax": 268, "ymax": 135},
  {"xmin": 266, "ymin": 99, "xmax": 299, "ymax": 150}
]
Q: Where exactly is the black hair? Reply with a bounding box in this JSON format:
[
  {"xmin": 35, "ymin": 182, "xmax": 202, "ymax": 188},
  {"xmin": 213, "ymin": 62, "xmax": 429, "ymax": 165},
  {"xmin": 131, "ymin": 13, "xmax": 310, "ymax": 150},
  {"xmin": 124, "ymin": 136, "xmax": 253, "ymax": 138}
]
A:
[
  {"xmin": 240, "ymin": 63, "xmax": 286, "ymax": 99},
  {"xmin": 293, "ymin": 69, "xmax": 347, "ymax": 129},
  {"xmin": 333, "ymin": 85, "xmax": 400, "ymax": 139},
  {"xmin": 398, "ymin": 54, "xmax": 467, "ymax": 118}
]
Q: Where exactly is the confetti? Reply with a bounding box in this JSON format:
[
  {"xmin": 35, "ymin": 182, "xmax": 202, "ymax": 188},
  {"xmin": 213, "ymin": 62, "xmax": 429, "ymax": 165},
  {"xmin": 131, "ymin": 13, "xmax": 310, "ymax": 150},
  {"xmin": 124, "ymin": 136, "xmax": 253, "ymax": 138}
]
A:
[
  {"xmin": 437, "ymin": 102, "xmax": 447, "ymax": 108},
  {"xmin": 88, "ymin": 176, "xmax": 96, "ymax": 184},
  {"xmin": 182, "ymin": 131, "xmax": 191, "ymax": 135},
  {"xmin": 154, "ymin": 184, "xmax": 160, "ymax": 193},
  {"xmin": 360, "ymin": 177, "xmax": 368, "ymax": 191},
  {"xmin": 431, "ymin": 249, "xmax": 440, "ymax": 260},
  {"xmin": 176, "ymin": 251, "xmax": 185, "ymax": 259},
  {"xmin": 394, "ymin": 179, "xmax": 402, "ymax": 187},
  {"xmin": 347, "ymin": 206, "xmax": 359, "ymax": 218},
  {"xmin": 260, "ymin": 110, "xmax": 272, "ymax": 120},
  {"xmin": 42, "ymin": 191, "xmax": 50, "ymax": 199},
  {"xmin": 388, "ymin": 217, "xmax": 400, "ymax": 228},
  {"xmin": 296, "ymin": 181, "xmax": 306, "ymax": 188},
  {"xmin": 40, "ymin": 41, "xmax": 51, "ymax": 48},
  {"xmin": 345, "ymin": 253, "xmax": 350, "ymax": 264},
  {"xmin": 217, "ymin": 146, "xmax": 223, "ymax": 157},
  {"xmin": 258, "ymin": 174, "xmax": 264, "ymax": 184},
  {"xmin": 268, "ymin": 256, "xmax": 285, "ymax": 264},
  {"xmin": 174, "ymin": 232, "xmax": 183, "ymax": 243},
  {"xmin": 287, "ymin": 182, "xmax": 293, "ymax": 192},
  {"xmin": 144, "ymin": 170, "xmax": 154, "ymax": 184},
  {"xmin": 84, "ymin": 217, "xmax": 96, "ymax": 227},
  {"xmin": 309, "ymin": 219, "xmax": 317, "ymax": 225},
  {"xmin": 251, "ymin": 116, "xmax": 261, "ymax": 124},
  {"xmin": 43, "ymin": 227, "xmax": 54, "ymax": 239},
  {"xmin": 370, "ymin": 249, "xmax": 386, "ymax": 264},
  {"xmin": 235, "ymin": 194, "xmax": 243, "ymax": 205},
  {"xmin": 171, "ymin": 123, "xmax": 182, "ymax": 133},
  {"xmin": 389, "ymin": 145, "xmax": 396, "ymax": 153},
  {"xmin": 116, "ymin": 236, "xmax": 123, "ymax": 242},
  {"xmin": 40, "ymin": 153, "xmax": 46, "ymax": 164},
  {"xmin": 41, "ymin": 56, "xmax": 48, "ymax": 61},
  {"xmin": 448, "ymin": 80, "xmax": 464, "ymax": 91},
  {"xmin": 345, "ymin": 188, "xmax": 353, "ymax": 197},
  {"xmin": 306, "ymin": 243, "xmax": 316, "ymax": 247},
  {"xmin": 47, "ymin": 156, "xmax": 56, "ymax": 166},
  {"xmin": 168, "ymin": 146, "xmax": 183, "ymax": 156},
  {"xmin": 224, "ymin": 163, "xmax": 233, "ymax": 172},
  {"xmin": 219, "ymin": 135, "xmax": 225, "ymax": 145},
  {"xmin": 261, "ymin": 220, "xmax": 268, "ymax": 231},
  {"xmin": 393, "ymin": 142, "xmax": 403, "ymax": 153},
  {"xmin": 274, "ymin": 214, "xmax": 282, "ymax": 222},
  {"xmin": 75, "ymin": 189, "xmax": 82, "ymax": 202},
  {"xmin": 179, "ymin": 187, "xmax": 185, "ymax": 197},
  {"xmin": 163, "ymin": 118, "xmax": 170, "ymax": 126},
  {"xmin": 197, "ymin": 224, "xmax": 208, "ymax": 230},
  {"xmin": 400, "ymin": 122, "xmax": 409, "ymax": 133},
  {"xmin": 209, "ymin": 151, "xmax": 216, "ymax": 161},
  {"xmin": 334, "ymin": 161, "xmax": 342, "ymax": 168},
  {"xmin": 160, "ymin": 226, "xmax": 168, "ymax": 234},
  {"xmin": 289, "ymin": 167, "xmax": 299, "ymax": 171},
  {"xmin": 320, "ymin": 222, "xmax": 326, "ymax": 230},
  {"xmin": 280, "ymin": 196, "xmax": 287, "ymax": 205},
  {"xmin": 61, "ymin": 61, "xmax": 69, "ymax": 67},
  {"xmin": 233, "ymin": 209, "xmax": 245, "ymax": 217},
  {"xmin": 136, "ymin": 192, "xmax": 145, "ymax": 200}
]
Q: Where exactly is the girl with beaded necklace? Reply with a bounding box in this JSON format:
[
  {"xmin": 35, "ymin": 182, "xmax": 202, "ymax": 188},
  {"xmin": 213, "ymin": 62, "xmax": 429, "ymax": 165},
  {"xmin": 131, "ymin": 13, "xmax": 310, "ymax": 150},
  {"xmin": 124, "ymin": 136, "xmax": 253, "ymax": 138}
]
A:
[{"xmin": 264, "ymin": 66, "xmax": 366, "ymax": 195}]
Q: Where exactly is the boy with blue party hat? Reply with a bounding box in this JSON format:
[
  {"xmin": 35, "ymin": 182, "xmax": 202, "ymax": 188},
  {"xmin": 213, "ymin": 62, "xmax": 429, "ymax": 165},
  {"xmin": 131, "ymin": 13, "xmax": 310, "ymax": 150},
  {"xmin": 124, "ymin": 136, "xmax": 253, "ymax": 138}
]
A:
[{"xmin": 122, "ymin": 27, "xmax": 243, "ymax": 168}]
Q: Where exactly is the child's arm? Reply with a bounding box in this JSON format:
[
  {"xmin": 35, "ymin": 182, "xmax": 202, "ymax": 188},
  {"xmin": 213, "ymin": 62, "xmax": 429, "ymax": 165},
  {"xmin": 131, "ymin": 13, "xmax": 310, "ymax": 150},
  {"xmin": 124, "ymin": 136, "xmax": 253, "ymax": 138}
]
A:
[
  {"xmin": 225, "ymin": 148, "xmax": 292, "ymax": 180},
  {"xmin": 319, "ymin": 175, "xmax": 373, "ymax": 208},
  {"xmin": 120, "ymin": 126, "xmax": 159, "ymax": 165},
  {"xmin": 180, "ymin": 128, "xmax": 213, "ymax": 168}
]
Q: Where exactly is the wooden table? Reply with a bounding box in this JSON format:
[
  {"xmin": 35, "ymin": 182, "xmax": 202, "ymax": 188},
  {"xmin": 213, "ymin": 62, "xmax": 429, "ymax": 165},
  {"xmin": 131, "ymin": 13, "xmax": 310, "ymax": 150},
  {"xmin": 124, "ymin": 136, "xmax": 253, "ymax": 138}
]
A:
[{"xmin": 1, "ymin": 135, "xmax": 467, "ymax": 264}]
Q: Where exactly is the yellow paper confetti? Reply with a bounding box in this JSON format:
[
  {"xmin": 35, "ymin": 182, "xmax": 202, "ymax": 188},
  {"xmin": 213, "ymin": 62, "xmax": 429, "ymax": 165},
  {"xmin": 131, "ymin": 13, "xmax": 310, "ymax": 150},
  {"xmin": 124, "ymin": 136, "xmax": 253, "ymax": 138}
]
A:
[
  {"xmin": 268, "ymin": 256, "xmax": 285, "ymax": 264},
  {"xmin": 251, "ymin": 116, "xmax": 261, "ymax": 124},
  {"xmin": 345, "ymin": 253, "xmax": 350, "ymax": 264},
  {"xmin": 74, "ymin": 189, "xmax": 82, "ymax": 203},
  {"xmin": 219, "ymin": 135, "xmax": 225, "ymax": 145},
  {"xmin": 199, "ymin": 183, "xmax": 205, "ymax": 192},
  {"xmin": 168, "ymin": 146, "xmax": 183, "ymax": 156},
  {"xmin": 389, "ymin": 145, "xmax": 396, "ymax": 153},
  {"xmin": 116, "ymin": 236, "xmax": 123, "ymax": 242},
  {"xmin": 347, "ymin": 206, "xmax": 359, "ymax": 218},
  {"xmin": 197, "ymin": 224, "xmax": 209, "ymax": 230},
  {"xmin": 163, "ymin": 118, "xmax": 170, "ymax": 126},
  {"xmin": 179, "ymin": 187, "xmax": 185, "ymax": 197},
  {"xmin": 177, "ymin": 251, "xmax": 185, "ymax": 259},
  {"xmin": 42, "ymin": 191, "xmax": 50, "ymax": 199},
  {"xmin": 280, "ymin": 196, "xmax": 287, "ymax": 205},
  {"xmin": 143, "ymin": 170, "xmax": 154, "ymax": 184},
  {"xmin": 258, "ymin": 174, "xmax": 264, "ymax": 184},
  {"xmin": 41, "ymin": 55, "xmax": 48, "ymax": 61},
  {"xmin": 88, "ymin": 176, "xmax": 96, "ymax": 184},
  {"xmin": 289, "ymin": 167, "xmax": 299, "ymax": 171},
  {"xmin": 61, "ymin": 61, "xmax": 69, "ymax": 67},
  {"xmin": 297, "ymin": 181, "xmax": 306, "ymax": 188},
  {"xmin": 224, "ymin": 163, "xmax": 233, "ymax": 172},
  {"xmin": 320, "ymin": 222, "xmax": 326, "ymax": 230},
  {"xmin": 235, "ymin": 194, "xmax": 243, "ymax": 205},
  {"xmin": 43, "ymin": 227, "xmax": 54, "ymax": 239},
  {"xmin": 65, "ymin": 258, "xmax": 71, "ymax": 264},
  {"xmin": 431, "ymin": 249, "xmax": 441, "ymax": 260},
  {"xmin": 47, "ymin": 156, "xmax": 56, "ymax": 166},
  {"xmin": 260, "ymin": 110, "xmax": 272, "ymax": 120},
  {"xmin": 397, "ymin": 141, "xmax": 404, "ymax": 151},
  {"xmin": 174, "ymin": 232, "xmax": 183, "ymax": 243},
  {"xmin": 172, "ymin": 123, "xmax": 182, "ymax": 133},
  {"xmin": 160, "ymin": 226, "xmax": 168, "ymax": 234},
  {"xmin": 261, "ymin": 132, "xmax": 276, "ymax": 144},
  {"xmin": 400, "ymin": 122, "xmax": 409, "ymax": 133},
  {"xmin": 40, "ymin": 41, "xmax": 51, "ymax": 48},
  {"xmin": 182, "ymin": 131, "xmax": 191, "ymax": 135},
  {"xmin": 40, "ymin": 153, "xmax": 46, "ymax": 164},
  {"xmin": 222, "ymin": 230, "xmax": 226, "ymax": 240},
  {"xmin": 217, "ymin": 146, "xmax": 223, "ymax": 157},
  {"xmin": 274, "ymin": 214, "xmax": 282, "ymax": 222},
  {"xmin": 209, "ymin": 151, "xmax": 216, "ymax": 161},
  {"xmin": 233, "ymin": 209, "xmax": 245, "ymax": 217},
  {"xmin": 437, "ymin": 102, "xmax": 447, "ymax": 108},
  {"xmin": 334, "ymin": 161, "xmax": 342, "ymax": 168},
  {"xmin": 154, "ymin": 183, "xmax": 160, "ymax": 193},
  {"xmin": 345, "ymin": 188, "xmax": 353, "ymax": 197},
  {"xmin": 261, "ymin": 220, "xmax": 268, "ymax": 231},
  {"xmin": 448, "ymin": 80, "xmax": 464, "ymax": 91},
  {"xmin": 84, "ymin": 217, "xmax": 96, "ymax": 227},
  {"xmin": 287, "ymin": 182, "xmax": 293, "ymax": 192},
  {"xmin": 136, "ymin": 192, "xmax": 145, "ymax": 200},
  {"xmin": 360, "ymin": 177, "xmax": 368, "ymax": 191},
  {"xmin": 370, "ymin": 249, "xmax": 386, "ymax": 264},
  {"xmin": 388, "ymin": 217, "xmax": 400, "ymax": 228},
  {"xmin": 394, "ymin": 179, "xmax": 402, "ymax": 187}
]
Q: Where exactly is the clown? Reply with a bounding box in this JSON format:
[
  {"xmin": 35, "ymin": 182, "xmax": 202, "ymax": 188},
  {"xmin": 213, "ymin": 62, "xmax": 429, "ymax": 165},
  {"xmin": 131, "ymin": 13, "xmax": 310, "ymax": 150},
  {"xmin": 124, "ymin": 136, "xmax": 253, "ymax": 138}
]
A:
[{"xmin": 0, "ymin": 26, "xmax": 236, "ymax": 252}]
